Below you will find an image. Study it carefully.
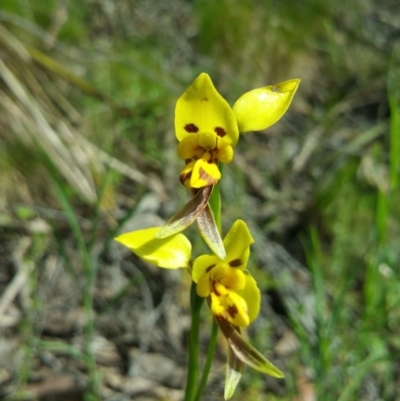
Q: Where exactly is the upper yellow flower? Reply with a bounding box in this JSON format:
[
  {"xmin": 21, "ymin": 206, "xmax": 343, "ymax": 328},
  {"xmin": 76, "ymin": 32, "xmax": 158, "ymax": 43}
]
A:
[{"xmin": 175, "ymin": 73, "xmax": 300, "ymax": 189}]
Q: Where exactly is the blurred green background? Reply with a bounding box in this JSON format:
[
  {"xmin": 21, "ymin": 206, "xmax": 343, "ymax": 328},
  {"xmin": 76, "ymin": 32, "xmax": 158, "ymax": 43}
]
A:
[{"xmin": 0, "ymin": 0, "xmax": 400, "ymax": 400}]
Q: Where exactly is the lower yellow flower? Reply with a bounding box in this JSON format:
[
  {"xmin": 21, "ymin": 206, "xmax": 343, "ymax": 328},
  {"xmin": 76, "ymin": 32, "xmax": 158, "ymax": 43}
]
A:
[
  {"xmin": 190, "ymin": 219, "xmax": 283, "ymax": 399},
  {"xmin": 115, "ymin": 220, "xmax": 284, "ymax": 400},
  {"xmin": 192, "ymin": 220, "xmax": 260, "ymax": 327}
]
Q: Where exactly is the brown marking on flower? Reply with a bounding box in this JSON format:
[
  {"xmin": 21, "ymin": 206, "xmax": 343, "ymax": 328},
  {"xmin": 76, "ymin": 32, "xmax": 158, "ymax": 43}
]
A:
[
  {"xmin": 215, "ymin": 127, "xmax": 226, "ymax": 137},
  {"xmin": 202, "ymin": 97, "xmax": 209, "ymax": 101},
  {"xmin": 212, "ymin": 282, "xmax": 220, "ymax": 296},
  {"xmin": 229, "ymin": 259, "xmax": 242, "ymax": 268},
  {"xmin": 184, "ymin": 123, "xmax": 199, "ymax": 133},
  {"xmin": 206, "ymin": 264, "xmax": 216, "ymax": 273},
  {"xmin": 179, "ymin": 170, "xmax": 192, "ymax": 186},
  {"xmin": 199, "ymin": 167, "xmax": 218, "ymax": 185},
  {"xmin": 227, "ymin": 303, "xmax": 239, "ymax": 319},
  {"xmin": 206, "ymin": 153, "xmax": 213, "ymax": 163}
]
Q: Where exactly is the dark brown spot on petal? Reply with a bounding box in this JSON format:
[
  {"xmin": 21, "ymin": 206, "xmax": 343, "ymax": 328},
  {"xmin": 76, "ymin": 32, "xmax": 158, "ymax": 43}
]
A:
[
  {"xmin": 229, "ymin": 259, "xmax": 242, "ymax": 268},
  {"xmin": 184, "ymin": 123, "xmax": 199, "ymax": 133},
  {"xmin": 202, "ymin": 97, "xmax": 208, "ymax": 101},
  {"xmin": 215, "ymin": 127, "xmax": 226, "ymax": 137},
  {"xmin": 179, "ymin": 170, "xmax": 192, "ymax": 186},
  {"xmin": 227, "ymin": 303, "xmax": 239, "ymax": 318},
  {"xmin": 206, "ymin": 264, "xmax": 216, "ymax": 273}
]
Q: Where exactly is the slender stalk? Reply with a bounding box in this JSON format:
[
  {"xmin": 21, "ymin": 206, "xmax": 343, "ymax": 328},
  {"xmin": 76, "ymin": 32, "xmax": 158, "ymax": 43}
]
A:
[
  {"xmin": 192, "ymin": 180, "xmax": 222, "ymax": 400},
  {"xmin": 184, "ymin": 282, "xmax": 205, "ymax": 401},
  {"xmin": 209, "ymin": 169, "xmax": 223, "ymax": 232},
  {"xmin": 194, "ymin": 318, "xmax": 219, "ymax": 401}
]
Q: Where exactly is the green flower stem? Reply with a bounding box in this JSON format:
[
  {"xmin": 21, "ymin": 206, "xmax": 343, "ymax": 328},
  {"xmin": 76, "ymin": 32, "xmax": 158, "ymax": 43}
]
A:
[
  {"xmin": 192, "ymin": 179, "xmax": 222, "ymax": 400},
  {"xmin": 185, "ymin": 179, "xmax": 222, "ymax": 401},
  {"xmin": 194, "ymin": 317, "xmax": 219, "ymax": 401},
  {"xmin": 209, "ymin": 167, "xmax": 223, "ymax": 232},
  {"xmin": 184, "ymin": 282, "xmax": 205, "ymax": 401}
]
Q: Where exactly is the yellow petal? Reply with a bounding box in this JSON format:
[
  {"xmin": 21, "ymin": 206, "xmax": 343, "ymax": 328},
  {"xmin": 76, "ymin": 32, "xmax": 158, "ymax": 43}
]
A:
[
  {"xmin": 196, "ymin": 272, "xmax": 211, "ymax": 297},
  {"xmin": 115, "ymin": 227, "xmax": 191, "ymax": 269},
  {"xmin": 233, "ymin": 79, "xmax": 300, "ymax": 133},
  {"xmin": 191, "ymin": 159, "xmax": 221, "ymax": 188},
  {"xmin": 217, "ymin": 142, "xmax": 234, "ymax": 164},
  {"xmin": 192, "ymin": 254, "xmax": 220, "ymax": 283},
  {"xmin": 234, "ymin": 273, "xmax": 261, "ymax": 323},
  {"xmin": 223, "ymin": 220, "xmax": 254, "ymax": 264},
  {"xmin": 175, "ymin": 73, "xmax": 239, "ymax": 145},
  {"xmin": 179, "ymin": 160, "xmax": 195, "ymax": 188},
  {"xmin": 177, "ymin": 135, "xmax": 200, "ymax": 160}
]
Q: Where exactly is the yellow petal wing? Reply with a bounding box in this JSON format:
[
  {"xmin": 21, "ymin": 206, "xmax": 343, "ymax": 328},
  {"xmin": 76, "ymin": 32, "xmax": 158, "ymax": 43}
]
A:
[
  {"xmin": 115, "ymin": 227, "xmax": 191, "ymax": 269},
  {"xmin": 223, "ymin": 220, "xmax": 254, "ymax": 264},
  {"xmin": 234, "ymin": 272, "xmax": 261, "ymax": 323},
  {"xmin": 192, "ymin": 254, "xmax": 220, "ymax": 283},
  {"xmin": 233, "ymin": 79, "xmax": 300, "ymax": 133}
]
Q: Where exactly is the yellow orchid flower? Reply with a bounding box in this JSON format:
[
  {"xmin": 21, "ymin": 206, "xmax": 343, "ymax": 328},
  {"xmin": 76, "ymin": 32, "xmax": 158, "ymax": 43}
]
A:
[
  {"xmin": 156, "ymin": 74, "xmax": 300, "ymax": 256},
  {"xmin": 175, "ymin": 74, "xmax": 238, "ymax": 189},
  {"xmin": 115, "ymin": 220, "xmax": 283, "ymax": 399},
  {"xmin": 191, "ymin": 219, "xmax": 283, "ymax": 399},
  {"xmin": 175, "ymin": 73, "xmax": 300, "ymax": 189},
  {"xmin": 192, "ymin": 219, "xmax": 259, "ymax": 327}
]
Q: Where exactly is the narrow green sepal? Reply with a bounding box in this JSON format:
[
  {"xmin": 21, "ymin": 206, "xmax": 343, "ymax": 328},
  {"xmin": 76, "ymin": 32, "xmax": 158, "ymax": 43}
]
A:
[
  {"xmin": 156, "ymin": 186, "xmax": 213, "ymax": 238},
  {"xmin": 217, "ymin": 317, "xmax": 284, "ymax": 378},
  {"xmin": 197, "ymin": 205, "xmax": 226, "ymax": 259},
  {"xmin": 224, "ymin": 342, "xmax": 244, "ymax": 400}
]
